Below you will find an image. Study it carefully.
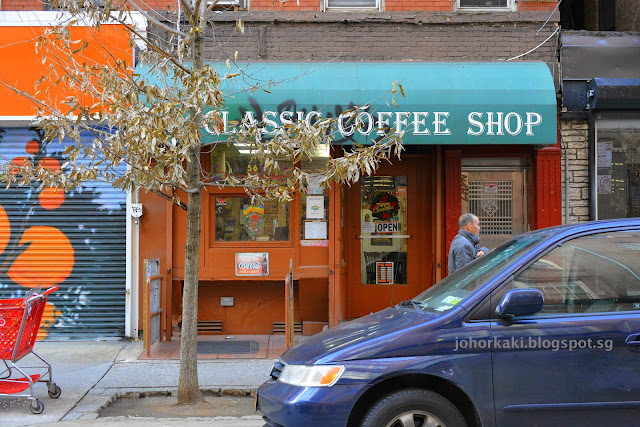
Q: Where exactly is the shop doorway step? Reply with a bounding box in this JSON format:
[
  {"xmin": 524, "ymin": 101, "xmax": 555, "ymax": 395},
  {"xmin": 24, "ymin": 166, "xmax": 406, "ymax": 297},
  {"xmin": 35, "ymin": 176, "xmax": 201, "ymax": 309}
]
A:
[
  {"xmin": 196, "ymin": 340, "xmax": 259, "ymax": 355},
  {"xmin": 139, "ymin": 334, "xmax": 307, "ymax": 360}
]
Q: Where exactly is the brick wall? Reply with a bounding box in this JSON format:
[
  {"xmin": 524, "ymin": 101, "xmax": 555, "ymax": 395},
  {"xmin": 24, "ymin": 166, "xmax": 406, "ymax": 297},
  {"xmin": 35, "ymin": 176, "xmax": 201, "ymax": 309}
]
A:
[
  {"xmin": 616, "ymin": 0, "xmax": 640, "ymax": 31},
  {"xmin": 1, "ymin": 0, "xmax": 45, "ymax": 10},
  {"xmin": 1, "ymin": 0, "xmax": 559, "ymax": 13},
  {"xmin": 386, "ymin": 0, "xmax": 454, "ymax": 12},
  {"xmin": 251, "ymin": 0, "xmax": 320, "ymax": 12},
  {"xmin": 518, "ymin": 1, "xmax": 559, "ymax": 12},
  {"xmin": 560, "ymin": 118, "xmax": 590, "ymax": 223},
  {"xmin": 193, "ymin": 12, "xmax": 558, "ymax": 65}
]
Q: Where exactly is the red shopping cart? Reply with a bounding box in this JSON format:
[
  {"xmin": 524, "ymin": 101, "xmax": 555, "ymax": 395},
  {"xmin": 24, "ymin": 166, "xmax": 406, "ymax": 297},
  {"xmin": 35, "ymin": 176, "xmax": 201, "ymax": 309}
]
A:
[{"xmin": 0, "ymin": 286, "xmax": 61, "ymax": 414}]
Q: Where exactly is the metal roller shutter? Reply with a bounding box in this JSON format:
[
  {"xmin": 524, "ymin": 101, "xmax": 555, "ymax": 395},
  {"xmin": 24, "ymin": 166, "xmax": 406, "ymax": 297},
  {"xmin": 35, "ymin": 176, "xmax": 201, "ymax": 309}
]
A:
[{"xmin": 0, "ymin": 127, "xmax": 126, "ymax": 339}]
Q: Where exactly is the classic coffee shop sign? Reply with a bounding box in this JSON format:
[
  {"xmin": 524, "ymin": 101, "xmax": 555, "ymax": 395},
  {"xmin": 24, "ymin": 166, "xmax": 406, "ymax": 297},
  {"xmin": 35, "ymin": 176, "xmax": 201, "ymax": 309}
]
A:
[{"xmin": 204, "ymin": 109, "xmax": 546, "ymax": 142}]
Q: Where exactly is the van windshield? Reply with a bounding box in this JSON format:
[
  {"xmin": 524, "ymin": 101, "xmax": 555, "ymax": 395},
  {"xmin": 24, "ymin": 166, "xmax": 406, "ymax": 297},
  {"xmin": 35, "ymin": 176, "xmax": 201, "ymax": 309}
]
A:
[{"xmin": 411, "ymin": 231, "xmax": 555, "ymax": 313}]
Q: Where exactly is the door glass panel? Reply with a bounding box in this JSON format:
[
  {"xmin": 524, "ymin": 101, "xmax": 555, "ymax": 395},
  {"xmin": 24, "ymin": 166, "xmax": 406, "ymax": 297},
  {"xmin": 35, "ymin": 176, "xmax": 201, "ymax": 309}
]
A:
[{"xmin": 360, "ymin": 176, "xmax": 408, "ymax": 285}]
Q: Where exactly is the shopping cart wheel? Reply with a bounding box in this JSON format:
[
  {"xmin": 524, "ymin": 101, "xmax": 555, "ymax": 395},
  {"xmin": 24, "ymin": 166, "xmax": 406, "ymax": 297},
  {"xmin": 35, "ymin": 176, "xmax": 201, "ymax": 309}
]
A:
[
  {"xmin": 48, "ymin": 383, "xmax": 62, "ymax": 398},
  {"xmin": 30, "ymin": 399, "xmax": 44, "ymax": 414}
]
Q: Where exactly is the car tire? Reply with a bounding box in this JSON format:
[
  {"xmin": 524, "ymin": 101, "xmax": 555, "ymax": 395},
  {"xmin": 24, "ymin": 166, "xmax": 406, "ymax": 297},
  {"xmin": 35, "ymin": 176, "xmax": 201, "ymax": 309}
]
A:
[{"xmin": 361, "ymin": 388, "xmax": 467, "ymax": 427}]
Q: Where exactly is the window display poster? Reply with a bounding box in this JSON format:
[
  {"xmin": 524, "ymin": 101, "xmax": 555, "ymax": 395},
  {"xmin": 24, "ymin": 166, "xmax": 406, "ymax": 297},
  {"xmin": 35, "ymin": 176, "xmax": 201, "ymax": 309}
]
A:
[
  {"xmin": 598, "ymin": 175, "xmax": 612, "ymax": 194},
  {"xmin": 597, "ymin": 141, "xmax": 613, "ymax": 168},
  {"xmin": 304, "ymin": 220, "xmax": 328, "ymax": 239},
  {"xmin": 307, "ymin": 176, "xmax": 324, "ymax": 195},
  {"xmin": 306, "ymin": 196, "xmax": 325, "ymax": 219},
  {"xmin": 235, "ymin": 252, "xmax": 269, "ymax": 276}
]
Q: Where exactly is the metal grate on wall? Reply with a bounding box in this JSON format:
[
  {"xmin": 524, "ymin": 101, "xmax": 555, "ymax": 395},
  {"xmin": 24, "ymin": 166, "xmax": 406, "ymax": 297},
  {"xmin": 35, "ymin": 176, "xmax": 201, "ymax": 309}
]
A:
[
  {"xmin": 197, "ymin": 320, "xmax": 223, "ymax": 333},
  {"xmin": 468, "ymin": 180, "xmax": 513, "ymax": 235},
  {"xmin": 272, "ymin": 322, "xmax": 302, "ymax": 334},
  {"xmin": 0, "ymin": 127, "xmax": 126, "ymax": 339}
]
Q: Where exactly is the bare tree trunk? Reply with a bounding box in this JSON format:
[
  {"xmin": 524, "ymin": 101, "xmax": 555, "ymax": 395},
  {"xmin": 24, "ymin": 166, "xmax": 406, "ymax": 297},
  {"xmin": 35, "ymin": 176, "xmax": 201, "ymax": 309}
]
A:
[{"xmin": 177, "ymin": 12, "xmax": 204, "ymax": 405}]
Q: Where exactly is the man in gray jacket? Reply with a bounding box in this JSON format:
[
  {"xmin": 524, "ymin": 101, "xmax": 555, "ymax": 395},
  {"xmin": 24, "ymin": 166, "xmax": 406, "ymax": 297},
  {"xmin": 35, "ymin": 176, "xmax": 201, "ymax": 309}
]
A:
[{"xmin": 448, "ymin": 213, "xmax": 488, "ymax": 275}]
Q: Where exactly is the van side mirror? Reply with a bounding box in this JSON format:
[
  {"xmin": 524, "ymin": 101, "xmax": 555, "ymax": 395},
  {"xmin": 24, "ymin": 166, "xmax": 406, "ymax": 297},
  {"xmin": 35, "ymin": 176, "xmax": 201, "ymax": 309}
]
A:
[{"xmin": 496, "ymin": 289, "xmax": 544, "ymax": 319}]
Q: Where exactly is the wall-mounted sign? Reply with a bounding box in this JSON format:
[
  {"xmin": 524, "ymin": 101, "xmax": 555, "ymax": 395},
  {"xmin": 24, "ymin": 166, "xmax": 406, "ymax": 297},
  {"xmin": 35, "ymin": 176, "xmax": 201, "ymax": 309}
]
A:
[
  {"xmin": 306, "ymin": 196, "xmax": 325, "ymax": 219},
  {"xmin": 130, "ymin": 203, "xmax": 143, "ymax": 218},
  {"xmin": 204, "ymin": 109, "xmax": 546, "ymax": 140},
  {"xmin": 235, "ymin": 252, "xmax": 269, "ymax": 276},
  {"xmin": 304, "ymin": 220, "xmax": 327, "ymax": 239},
  {"xmin": 376, "ymin": 262, "xmax": 394, "ymax": 285},
  {"xmin": 215, "ymin": 197, "xmax": 227, "ymax": 206}
]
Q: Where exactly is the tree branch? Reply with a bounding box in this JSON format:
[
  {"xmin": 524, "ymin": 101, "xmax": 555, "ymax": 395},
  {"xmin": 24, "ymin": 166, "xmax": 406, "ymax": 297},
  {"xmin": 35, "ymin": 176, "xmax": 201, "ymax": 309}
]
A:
[
  {"xmin": 125, "ymin": 0, "xmax": 188, "ymax": 38},
  {"xmin": 152, "ymin": 188, "xmax": 187, "ymax": 210}
]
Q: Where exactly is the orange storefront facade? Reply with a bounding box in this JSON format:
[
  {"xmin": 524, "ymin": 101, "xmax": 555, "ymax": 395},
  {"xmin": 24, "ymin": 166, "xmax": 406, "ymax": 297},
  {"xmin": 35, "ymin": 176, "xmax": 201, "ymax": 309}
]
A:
[{"xmin": 137, "ymin": 61, "xmax": 563, "ymax": 337}]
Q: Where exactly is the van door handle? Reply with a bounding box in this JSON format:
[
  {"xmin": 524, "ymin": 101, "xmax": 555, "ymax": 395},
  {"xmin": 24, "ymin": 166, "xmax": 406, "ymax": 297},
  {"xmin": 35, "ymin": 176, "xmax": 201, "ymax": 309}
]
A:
[{"xmin": 625, "ymin": 334, "xmax": 640, "ymax": 348}]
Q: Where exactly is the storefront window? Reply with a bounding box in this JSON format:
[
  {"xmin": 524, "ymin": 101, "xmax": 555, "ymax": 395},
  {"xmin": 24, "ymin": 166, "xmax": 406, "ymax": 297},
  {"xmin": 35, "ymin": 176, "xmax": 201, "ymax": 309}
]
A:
[
  {"xmin": 209, "ymin": 143, "xmax": 292, "ymax": 184},
  {"xmin": 214, "ymin": 197, "xmax": 289, "ymax": 241},
  {"xmin": 596, "ymin": 119, "xmax": 640, "ymax": 219},
  {"xmin": 360, "ymin": 176, "xmax": 408, "ymax": 285}
]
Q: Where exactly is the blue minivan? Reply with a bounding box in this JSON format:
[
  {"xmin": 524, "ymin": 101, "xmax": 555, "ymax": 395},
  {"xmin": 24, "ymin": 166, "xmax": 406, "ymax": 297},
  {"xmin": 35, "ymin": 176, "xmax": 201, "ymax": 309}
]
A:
[{"xmin": 257, "ymin": 219, "xmax": 640, "ymax": 427}]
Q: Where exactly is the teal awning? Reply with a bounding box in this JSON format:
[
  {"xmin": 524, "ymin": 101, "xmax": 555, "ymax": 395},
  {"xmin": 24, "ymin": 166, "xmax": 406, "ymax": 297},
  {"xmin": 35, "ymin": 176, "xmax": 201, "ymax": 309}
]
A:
[{"xmin": 136, "ymin": 62, "xmax": 557, "ymax": 145}]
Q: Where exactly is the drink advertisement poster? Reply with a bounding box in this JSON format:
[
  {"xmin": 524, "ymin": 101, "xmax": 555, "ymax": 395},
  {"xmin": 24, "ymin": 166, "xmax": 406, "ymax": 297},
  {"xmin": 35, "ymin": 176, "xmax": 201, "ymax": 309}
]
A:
[{"xmin": 235, "ymin": 252, "xmax": 269, "ymax": 276}]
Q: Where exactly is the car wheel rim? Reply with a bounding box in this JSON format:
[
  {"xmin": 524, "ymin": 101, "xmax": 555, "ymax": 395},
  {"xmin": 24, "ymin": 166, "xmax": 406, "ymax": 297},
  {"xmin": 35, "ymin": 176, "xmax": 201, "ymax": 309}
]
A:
[{"xmin": 385, "ymin": 410, "xmax": 445, "ymax": 427}]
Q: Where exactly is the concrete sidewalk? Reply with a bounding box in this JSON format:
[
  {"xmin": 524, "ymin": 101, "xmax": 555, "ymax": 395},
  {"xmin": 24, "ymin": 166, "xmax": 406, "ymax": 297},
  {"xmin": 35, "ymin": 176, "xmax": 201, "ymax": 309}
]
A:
[{"xmin": 0, "ymin": 340, "xmax": 277, "ymax": 426}]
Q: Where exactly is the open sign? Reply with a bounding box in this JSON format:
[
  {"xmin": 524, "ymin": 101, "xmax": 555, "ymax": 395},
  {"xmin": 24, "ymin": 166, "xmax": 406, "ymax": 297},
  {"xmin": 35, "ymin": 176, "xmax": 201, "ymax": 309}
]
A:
[{"xmin": 376, "ymin": 222, "xmax": 400, "ymax": 234}]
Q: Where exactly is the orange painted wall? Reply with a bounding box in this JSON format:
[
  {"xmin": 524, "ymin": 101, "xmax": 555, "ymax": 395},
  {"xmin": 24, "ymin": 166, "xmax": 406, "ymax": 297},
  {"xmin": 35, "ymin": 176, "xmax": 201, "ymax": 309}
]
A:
[
  {"xmin": 139, "ymin": 176, "xmax": 331, "ymax": 334},
  {"xmin": 0, "ymin": 24, "xmax": 133, "ymax": 116},
  {"xmin": 138, "ymin": 190, "xmax": 172, "ymax": 334}
]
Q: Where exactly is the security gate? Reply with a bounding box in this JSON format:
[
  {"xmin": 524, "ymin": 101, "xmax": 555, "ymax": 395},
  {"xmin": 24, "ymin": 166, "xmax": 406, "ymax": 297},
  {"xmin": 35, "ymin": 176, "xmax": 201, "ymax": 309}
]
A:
[{"xmin": 462, "ymin": 169, "xmax": 527, "ymax": 250}]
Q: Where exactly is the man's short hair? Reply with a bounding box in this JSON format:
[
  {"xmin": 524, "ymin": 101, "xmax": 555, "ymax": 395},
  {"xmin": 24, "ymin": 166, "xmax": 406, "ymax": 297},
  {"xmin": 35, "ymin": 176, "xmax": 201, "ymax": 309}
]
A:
[{"xmin": 459, "ymin": 213, "xmax": 477, "ymax": 229}]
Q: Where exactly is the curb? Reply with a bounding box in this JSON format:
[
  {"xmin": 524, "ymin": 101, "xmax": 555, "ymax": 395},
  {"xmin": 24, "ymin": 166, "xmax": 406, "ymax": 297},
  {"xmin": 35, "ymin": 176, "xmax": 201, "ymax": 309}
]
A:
[{"xmin": 62, "ymin": 387, "xmax": 259, "ymax": 421}]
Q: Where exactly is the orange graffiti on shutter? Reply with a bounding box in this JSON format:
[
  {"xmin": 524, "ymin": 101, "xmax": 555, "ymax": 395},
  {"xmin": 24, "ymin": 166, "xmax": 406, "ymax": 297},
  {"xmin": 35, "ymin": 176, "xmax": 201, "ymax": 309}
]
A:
[
  {"xmin": 25, "ymin": 140, "xmax": 39, "ymax": 155},
  {"xmin": 8, "ymin": 226, "xmax": 74, "ymax": 288},
  {"xmin": 39, "ymin": 187, "xmax": 65, "ymax": 210},
  {"xmin": 39, "ymin": 157, "xmax": 61, "ymax": 171},
  {"xmin": 0, "ymin": 205, "xmax": 9, "ymax": 256}
]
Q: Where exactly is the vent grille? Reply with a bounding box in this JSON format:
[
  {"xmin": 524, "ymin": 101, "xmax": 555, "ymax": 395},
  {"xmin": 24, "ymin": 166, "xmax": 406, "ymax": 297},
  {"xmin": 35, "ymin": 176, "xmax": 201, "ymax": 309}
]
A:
[
  {"xmin": 272, "ymin": 322, "xmax": 302, "ymax": 334},
  {"xmin": 197, "ymin": 320, "xmax": 223, "ymax": 333}
]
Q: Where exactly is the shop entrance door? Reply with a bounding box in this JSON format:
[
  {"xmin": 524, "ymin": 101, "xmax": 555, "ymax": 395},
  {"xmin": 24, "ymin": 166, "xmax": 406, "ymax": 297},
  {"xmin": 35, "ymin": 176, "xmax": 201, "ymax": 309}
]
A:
[
  {"xmin": 462, "ymin": 168, "xmax": 528, "ymax": 250},
  {"xmin": 345, "ymin": 157, "xmax": 434, "ymax": 319}
]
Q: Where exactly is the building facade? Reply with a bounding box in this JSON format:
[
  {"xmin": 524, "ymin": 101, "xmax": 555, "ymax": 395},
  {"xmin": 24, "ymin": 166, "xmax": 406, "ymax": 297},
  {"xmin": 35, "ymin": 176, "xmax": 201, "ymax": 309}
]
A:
[
  {"xmin": 1, "ymin": 0, "xmax": 564, "ymax": 338},
  {"xmin": 138, "ymin": 1, "xmax": 562, "ymax": 336},
  {"xmin": 559, "ymin": 1, "xmax": 640, "ymax": 224}
]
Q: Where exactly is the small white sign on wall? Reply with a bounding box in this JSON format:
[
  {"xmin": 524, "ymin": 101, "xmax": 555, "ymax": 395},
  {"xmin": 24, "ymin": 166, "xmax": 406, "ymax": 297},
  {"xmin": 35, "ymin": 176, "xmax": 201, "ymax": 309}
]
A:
[
  {"xmin": 130, "ymin": 203, "xmax": 143, "ymax": 218},
  {"xmin": 306, "ymin": 196, "xmax": 325, "ymax": 219}
]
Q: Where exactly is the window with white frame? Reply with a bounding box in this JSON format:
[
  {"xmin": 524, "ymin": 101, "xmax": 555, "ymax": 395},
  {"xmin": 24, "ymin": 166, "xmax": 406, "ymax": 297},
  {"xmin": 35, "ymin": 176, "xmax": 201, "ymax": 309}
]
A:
[
  {"xmin": 458, "ymin": 0, "xmax": 512, "ymax": 10},
  {"xmin": 325, "ymin": 0, "xmax": 380, "ymax": 10}
]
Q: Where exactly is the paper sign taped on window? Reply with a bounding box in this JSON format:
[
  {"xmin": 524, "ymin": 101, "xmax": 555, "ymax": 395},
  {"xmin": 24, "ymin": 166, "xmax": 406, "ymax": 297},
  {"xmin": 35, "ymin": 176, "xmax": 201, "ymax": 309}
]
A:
[
  {"xmin": 484, "ymin": 183, "xmax": 498, "ymax": 194},
  {"xmin": 376, "ymin": 262, "xmax": 394, "ymax": 284}
]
